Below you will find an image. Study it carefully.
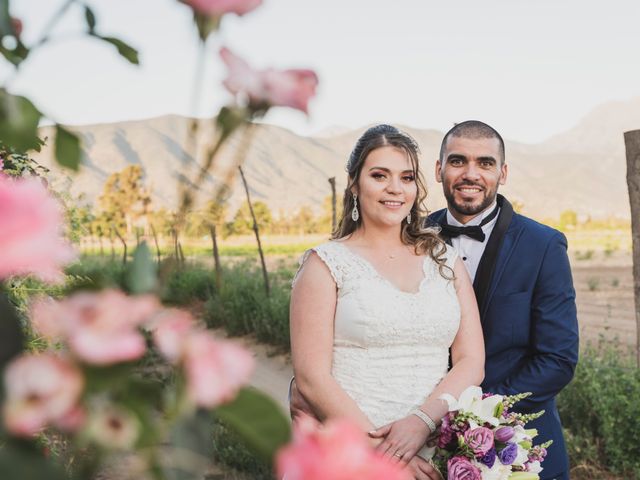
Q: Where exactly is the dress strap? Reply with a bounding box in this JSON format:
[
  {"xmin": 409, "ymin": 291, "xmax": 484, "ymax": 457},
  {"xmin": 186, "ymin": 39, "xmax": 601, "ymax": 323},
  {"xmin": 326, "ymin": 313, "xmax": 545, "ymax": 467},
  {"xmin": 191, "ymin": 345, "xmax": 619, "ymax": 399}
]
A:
[{"xmin": 291, "ymin": 242, "xmax": 348, "ymax": 289}]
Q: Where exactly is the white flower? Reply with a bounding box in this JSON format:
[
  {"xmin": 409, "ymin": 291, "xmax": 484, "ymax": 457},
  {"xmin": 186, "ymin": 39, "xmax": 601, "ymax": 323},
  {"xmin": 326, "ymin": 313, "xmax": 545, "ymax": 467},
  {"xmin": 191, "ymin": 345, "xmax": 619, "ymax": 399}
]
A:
[
  {"xmin": 477, "ymin": 461, "xmax": 512, "ymax": 480},
  {"xmin": 513, "ymin": 444, "xmax": 530, "ymax": 466},
  {"xmin": 440, "ymin": 386, "xmax": 503, "ymax": 426},
  {"xmin": 528, "ymin": 461, "xmax": 543, "ymax": 474}
]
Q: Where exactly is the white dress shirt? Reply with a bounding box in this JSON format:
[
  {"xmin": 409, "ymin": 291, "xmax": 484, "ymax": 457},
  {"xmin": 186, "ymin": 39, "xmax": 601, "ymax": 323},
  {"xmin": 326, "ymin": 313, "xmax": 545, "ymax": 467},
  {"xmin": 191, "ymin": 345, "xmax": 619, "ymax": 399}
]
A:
[{"xmin": 445, "ymin": 202, "xmax": 499, "ymax": 282}]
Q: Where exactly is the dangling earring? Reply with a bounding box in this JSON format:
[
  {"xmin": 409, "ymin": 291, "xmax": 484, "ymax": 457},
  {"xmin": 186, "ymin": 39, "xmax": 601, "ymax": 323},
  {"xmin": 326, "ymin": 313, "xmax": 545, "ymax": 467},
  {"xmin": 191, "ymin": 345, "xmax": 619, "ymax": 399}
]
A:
[
  {"xmin": 351, "ymin": 193, "xmax": 360, "ymax": 222},
  {"xmin": 406, "ymin": 210, "xmax": 412, "ymax": 224}
]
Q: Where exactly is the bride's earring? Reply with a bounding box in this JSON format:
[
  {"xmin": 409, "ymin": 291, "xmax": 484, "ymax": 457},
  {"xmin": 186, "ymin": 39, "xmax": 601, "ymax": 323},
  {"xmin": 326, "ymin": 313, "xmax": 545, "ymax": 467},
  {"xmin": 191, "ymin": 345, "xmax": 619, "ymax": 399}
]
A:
[
  {"xmin": 351, "ymin": 193, "xmax": 360, "ymax": 222},
  {"xmin": 406, "ymin": 210, "xmax": 412, "ymax": 224}
]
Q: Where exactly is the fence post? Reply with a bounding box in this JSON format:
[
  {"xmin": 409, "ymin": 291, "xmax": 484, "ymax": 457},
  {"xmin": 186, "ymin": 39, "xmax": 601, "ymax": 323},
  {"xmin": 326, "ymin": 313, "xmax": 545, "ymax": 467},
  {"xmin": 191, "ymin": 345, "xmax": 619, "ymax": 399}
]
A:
[{"xmin": 624, "ymin": 129, "xmax": 640, "ymax": 368}]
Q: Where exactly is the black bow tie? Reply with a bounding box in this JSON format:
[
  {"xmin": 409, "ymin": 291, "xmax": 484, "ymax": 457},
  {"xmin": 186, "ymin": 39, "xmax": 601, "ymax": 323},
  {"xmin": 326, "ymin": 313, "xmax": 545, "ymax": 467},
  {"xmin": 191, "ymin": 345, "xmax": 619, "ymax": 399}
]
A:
[{"xmin": 438, "ymin": 205, "xmax": 500, "ymax": 242}]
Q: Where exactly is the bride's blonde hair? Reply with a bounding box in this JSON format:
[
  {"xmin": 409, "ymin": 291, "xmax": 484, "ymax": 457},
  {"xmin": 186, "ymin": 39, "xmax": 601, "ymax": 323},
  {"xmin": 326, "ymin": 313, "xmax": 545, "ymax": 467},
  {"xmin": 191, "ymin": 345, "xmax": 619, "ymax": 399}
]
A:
[{"xmin": 333, "ymin": 124, "xmax": 452, "ymax": 279}]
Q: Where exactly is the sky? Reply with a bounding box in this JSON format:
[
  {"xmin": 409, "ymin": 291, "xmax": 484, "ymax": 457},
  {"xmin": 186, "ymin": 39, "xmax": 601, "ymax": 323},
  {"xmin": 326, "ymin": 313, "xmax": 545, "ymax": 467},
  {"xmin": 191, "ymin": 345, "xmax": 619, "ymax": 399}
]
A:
[{"xmin": 4, "ymin": 0, "xmax": 640, "ymax": 143}]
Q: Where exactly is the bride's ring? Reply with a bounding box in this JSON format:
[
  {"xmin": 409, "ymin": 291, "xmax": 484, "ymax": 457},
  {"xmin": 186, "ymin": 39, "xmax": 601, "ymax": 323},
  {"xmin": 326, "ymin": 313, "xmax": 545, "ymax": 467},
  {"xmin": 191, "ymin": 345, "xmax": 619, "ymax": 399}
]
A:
[{"xmin": 393, "ymin": 452, "xmax": 403, "ymax": 458}]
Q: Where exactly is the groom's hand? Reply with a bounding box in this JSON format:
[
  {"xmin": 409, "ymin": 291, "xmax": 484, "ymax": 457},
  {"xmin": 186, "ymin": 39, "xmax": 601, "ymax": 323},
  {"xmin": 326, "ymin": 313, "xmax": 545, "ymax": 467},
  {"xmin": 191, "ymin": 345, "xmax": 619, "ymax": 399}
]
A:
[
  {"xmin": 289, "ymin": 378, "xmax": 318, "ymax": 421},
  {"xmin": 369, "ymin": 415, "xmax": 430, "ymax": 464}
]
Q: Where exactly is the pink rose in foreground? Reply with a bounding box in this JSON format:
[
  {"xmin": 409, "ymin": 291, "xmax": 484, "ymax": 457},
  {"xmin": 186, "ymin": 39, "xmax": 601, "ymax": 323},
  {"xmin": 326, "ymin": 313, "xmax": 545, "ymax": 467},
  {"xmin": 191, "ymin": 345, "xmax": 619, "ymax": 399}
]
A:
[
  {"xmin": 183, "ymin": 331, "xmax": 254, "ymax": 407},
  {"xmin": 3, "ymin": 353, "xmax": 84, "ymax": 436},
  {"xmin": 464, "ymin": 426, "xmax": 494, "ymax": 457},
  {"xmin": 31, "ymin": 290, "xmax": 160, "ymax": 365},
  {"xmin": 150, "ymin": 309, "xmax": 194, "ymax": 363},
  {"xmin": 276, "ymin": 416, "xmax": 411, "ymax": 480},
  {"xmin": 0, "ymin": 175, "xmax": 76, "ymax": 282},
  {"xmin": 220, "ymin": 47, "xmax": 318, "ymax": 114},
  {"xmin": 181, "ymin": 0, "xmax": 261, "ymax": 16},
  {"xmin": 447, "ymin": 456, "xmax": 481, "ymax": 480}
]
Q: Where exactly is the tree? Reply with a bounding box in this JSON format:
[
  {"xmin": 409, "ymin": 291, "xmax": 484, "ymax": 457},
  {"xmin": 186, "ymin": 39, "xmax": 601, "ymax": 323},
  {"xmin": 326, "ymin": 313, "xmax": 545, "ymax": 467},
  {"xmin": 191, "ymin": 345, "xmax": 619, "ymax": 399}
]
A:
[
  {"xmin": 98, "ymin": 165, "xmax": 152, "ymax": 238},
  {"xmin": 231, "ymin": 201, "xmax": 272, "ymax": 235},
  {"xmin": 559, "ymin": 209, "xmax": 578, "ymax": 231}
]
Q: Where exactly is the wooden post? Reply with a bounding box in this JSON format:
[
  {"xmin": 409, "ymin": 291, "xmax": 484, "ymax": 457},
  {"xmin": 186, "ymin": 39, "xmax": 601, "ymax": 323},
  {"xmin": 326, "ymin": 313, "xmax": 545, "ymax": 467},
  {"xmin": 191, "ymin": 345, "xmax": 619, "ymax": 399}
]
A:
[
  {"xmin": 238, "ymin": 166, "xmax": 270, "ymax": 297},
  {"xmin": 210, "ymin": 225, "xmax": 222, "ymax": 291},
  {"xmin": 624, "ymin": 130, "xmax": 640, "ymax": 368},
  {"xmin": 328, "ymin": 177, "xmax": 337, "ymax": 232},
  {"xmin": 113, "ymin": 226, "xmax": 128, "ymax": 266},
  {"xmin": 150, "ymin": 224, "xmax": 162, "ymax": 264}
]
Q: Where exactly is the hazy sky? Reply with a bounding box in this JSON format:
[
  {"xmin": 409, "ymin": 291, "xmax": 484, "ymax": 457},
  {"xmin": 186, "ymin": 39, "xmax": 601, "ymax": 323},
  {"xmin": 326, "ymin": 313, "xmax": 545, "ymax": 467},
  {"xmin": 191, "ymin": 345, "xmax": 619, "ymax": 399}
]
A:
[{"xmin": 5, "ymin": 0, "xmax": 640, "ymax": 143}]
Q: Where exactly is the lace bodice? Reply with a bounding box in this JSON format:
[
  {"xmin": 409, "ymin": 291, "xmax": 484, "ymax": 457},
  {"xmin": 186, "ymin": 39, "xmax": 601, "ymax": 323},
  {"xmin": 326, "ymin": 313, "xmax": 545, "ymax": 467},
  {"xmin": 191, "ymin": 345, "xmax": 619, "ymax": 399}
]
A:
[{"xmin": 295, "ymin": 241, "xmax": 461, "ymax": 435}]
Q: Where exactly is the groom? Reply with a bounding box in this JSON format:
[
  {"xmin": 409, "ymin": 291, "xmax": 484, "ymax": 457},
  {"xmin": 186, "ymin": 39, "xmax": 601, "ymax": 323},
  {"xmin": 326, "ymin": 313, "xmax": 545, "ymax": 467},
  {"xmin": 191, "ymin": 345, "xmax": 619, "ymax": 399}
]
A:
[{"xmin": 429, "ymin": 120, "xmax": 578, "ymax": 480}]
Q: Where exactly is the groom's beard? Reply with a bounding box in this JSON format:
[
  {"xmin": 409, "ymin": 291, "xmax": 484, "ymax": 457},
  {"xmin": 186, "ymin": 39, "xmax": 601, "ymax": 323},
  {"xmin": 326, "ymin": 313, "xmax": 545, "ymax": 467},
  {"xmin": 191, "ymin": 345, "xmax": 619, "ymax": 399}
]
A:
[{"xmin": 443, "ymin": 181, "xmax": 497, "ymax": 217}]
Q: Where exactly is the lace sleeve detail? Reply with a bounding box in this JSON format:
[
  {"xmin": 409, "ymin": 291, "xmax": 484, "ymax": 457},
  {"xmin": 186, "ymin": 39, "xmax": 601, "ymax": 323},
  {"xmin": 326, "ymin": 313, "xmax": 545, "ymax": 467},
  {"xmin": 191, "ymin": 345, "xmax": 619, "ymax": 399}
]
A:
[
  {"xmin": 291, "ymin": 243, "xmax": 345, "ymax": 289},
  {"xmin": 444, "ymin": 243, "xmax": 459, "ymax": 270}
]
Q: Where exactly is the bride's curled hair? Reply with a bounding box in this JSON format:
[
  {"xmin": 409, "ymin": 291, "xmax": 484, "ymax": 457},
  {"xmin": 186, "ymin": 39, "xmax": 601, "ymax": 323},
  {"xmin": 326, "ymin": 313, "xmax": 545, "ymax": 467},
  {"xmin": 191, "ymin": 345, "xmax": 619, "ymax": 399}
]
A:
[{"xmin": 333, "ymin": 124, "xmax": 452, "ymax": 278}]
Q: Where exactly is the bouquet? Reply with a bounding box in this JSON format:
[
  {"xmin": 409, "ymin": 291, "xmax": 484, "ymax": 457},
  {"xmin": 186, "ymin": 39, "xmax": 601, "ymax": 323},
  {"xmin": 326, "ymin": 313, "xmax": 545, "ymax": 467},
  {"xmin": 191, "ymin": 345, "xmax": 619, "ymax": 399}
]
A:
[{"xmin": 433, "ymin": 386, "xmax": 552, "ymax": 480}]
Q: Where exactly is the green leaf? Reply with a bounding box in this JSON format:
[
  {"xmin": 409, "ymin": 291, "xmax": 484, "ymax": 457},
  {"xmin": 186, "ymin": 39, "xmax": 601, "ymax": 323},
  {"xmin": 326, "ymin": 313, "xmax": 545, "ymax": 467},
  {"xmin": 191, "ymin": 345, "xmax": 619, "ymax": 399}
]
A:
[
  {"xmin": 98, "ymin": 35, "xmax": 139, "ymax": 65},
  {"xmin": 84, "ymin": 5, "xmax": 96, "ymax": 34},
  {"xmin": 0, "ymin": 0, "xmax": 12, "ymax": 38},
  {"xmin": 164, "ymin": 410, "xmax": 213, "ymax": 480},
  {"xmin": 214, "ymin": 387, "xmax": 291, "ymax": 464},
  {"xmin": 0, "ymin": 442, "xmax": 68, "ymax": 480},
  {"xmin": 126, "ymin": 242, "xmax": 158, "ymax": 294},
  {"xmin": 0, "ymin": 292, "xmax": 24, "ymax": 371},
  {"xmin": 194, "ymin": 12, "xmax": 220, "ymax": 41},
  {"xmin": 0, "ymin": 90, "xmax": 42, "ymax": 151},
  {"xmin": 54, "ymin": 124, "xmax": 81, "ymax": 170}
]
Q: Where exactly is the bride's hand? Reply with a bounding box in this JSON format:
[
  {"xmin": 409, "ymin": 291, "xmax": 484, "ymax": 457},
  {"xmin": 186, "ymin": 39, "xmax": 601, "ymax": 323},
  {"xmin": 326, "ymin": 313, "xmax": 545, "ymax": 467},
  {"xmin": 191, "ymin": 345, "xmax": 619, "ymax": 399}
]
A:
[{"xmin": 368, "ymin": 415, "xmax": 431, "ymax": 463}]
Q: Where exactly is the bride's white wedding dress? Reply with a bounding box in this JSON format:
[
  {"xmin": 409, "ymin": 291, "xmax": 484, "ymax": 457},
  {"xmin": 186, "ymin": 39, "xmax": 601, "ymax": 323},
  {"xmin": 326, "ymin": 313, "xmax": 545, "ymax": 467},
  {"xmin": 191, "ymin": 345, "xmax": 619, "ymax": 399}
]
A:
[{"xmin": 295, "ymin": 241, "xmax": 461, "ymax": 457}]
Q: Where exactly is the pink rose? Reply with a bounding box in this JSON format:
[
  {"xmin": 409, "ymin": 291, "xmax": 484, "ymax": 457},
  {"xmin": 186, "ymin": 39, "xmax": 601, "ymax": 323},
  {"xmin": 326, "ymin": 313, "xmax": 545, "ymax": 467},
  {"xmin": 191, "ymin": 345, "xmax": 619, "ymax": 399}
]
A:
[
  {"xmin": 276, "ymin": 416, "xmax": 411, "ymax": 480},
  {"xmin": 3, "ymin": 353, "xmax": 84, "ymax": 436},
  {"xmin": 183, "ymin": 331, "xmax": 254, "ymax": 407},
  {"xmin": 31, "ymin": 290, "xmax": 160, "ymax": 365},
  {"xmin": 181, "ymin": 0, "xmax": 261, "ymax": 16},
  {"xmin": 220, "ymin": 47, "xmax": 318, "ymax": 114},
  {"xmin": 150, "ymin": 309, "xmax": 194, "ymax": 363},
  {"xmin": 447, "ymin": 456, "xmax": 482, "ymax": 480},
  {"xmin": 464, "ymin": 426, "xmax": 494, "ymax": 457},
  {"xmin": 0, "ymin": 175, "xmax": 76, "ymax": 283}
]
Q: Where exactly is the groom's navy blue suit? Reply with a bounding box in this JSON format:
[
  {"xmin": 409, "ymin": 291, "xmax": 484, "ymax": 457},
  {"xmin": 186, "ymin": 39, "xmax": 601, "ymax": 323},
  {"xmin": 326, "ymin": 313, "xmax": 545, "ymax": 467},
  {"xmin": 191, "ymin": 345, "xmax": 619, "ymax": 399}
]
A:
[{"xmin": 429, "ymin": 195, "xmax": 579, "ymax": 480}]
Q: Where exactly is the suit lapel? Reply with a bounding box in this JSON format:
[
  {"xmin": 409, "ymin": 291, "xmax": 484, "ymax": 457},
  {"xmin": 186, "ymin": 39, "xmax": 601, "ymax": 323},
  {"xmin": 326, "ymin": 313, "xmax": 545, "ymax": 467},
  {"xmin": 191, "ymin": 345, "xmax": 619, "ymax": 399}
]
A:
[{"xmin": 472, "ymin": 195, "xmax": 514, "ymax": 318}]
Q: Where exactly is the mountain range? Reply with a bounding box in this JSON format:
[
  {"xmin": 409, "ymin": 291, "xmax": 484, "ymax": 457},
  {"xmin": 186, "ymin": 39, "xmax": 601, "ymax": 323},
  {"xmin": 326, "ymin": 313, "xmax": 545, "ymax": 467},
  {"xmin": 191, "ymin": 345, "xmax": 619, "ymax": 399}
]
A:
[{"xmin": 32, "ymin": 97, "xmax": 640, "ymax": 221}]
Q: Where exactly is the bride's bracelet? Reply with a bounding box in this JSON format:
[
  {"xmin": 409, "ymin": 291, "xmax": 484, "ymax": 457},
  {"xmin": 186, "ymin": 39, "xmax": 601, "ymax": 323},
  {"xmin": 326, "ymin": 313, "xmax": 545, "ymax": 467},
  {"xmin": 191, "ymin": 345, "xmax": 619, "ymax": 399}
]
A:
[{"xmin": 410, "ymin": 408, "xmax": 437, "ymax": 433}]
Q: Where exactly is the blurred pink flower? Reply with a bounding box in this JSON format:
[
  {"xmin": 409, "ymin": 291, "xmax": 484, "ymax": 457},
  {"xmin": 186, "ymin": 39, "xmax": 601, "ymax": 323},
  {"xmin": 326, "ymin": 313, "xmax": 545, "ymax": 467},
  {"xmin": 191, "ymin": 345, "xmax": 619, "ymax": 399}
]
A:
[
  {"xmin": 86, "ymin": 403, "xmax": 140, "ymax": 450},
  {"xmin": 220, "ymin": 47, "xmax": 318, "ymax": 114},
  {"xmin": 150, "ymin": 309, "xmax": 194, "ymax": 363},
  {"xmin": 181, "ymin": 0, "xmax": 261, "ymax": 16},
  {"xmin": 3, "ymin": 353, "xmax": 84, "ymax": 436},
  {"xmin": 276, "ymin": 416, "xmax": 411, "ymax": 480},
  {"xmin": 0, "ymin": 175, "xmax": 76, "ymax": 282},
  {"xmin": 183, "ymin": 331, "xmax": 254, "ymax": 407},
  {"xmin": 31, "ymin": 290, "xmax": 160, "ymax": 365}
]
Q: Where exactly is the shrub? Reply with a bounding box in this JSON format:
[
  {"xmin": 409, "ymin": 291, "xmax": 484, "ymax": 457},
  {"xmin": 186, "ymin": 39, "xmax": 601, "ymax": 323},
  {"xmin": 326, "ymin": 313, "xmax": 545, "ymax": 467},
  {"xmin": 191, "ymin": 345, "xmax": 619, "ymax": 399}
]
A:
[
  {"xmin": 558, "ymin": 344, "xmax": 640, "ymax": 478},
  {"xmin": 204, "ymin": 261, "xmax": 291, "ymax": 350},
  {"xmin": 211, "ymin": 419, "xmax": 274, "ymax": 479},
  {"xmin": 160, "ymin": 262, "xmax": 216, "ymax": 305}
]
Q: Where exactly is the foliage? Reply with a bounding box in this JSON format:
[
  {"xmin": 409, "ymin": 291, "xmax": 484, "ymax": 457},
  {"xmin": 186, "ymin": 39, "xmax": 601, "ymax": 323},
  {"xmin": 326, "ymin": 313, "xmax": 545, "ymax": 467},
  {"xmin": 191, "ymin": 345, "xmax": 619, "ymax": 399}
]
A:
[
  {"xmin": 558, "ymin": 343, "xmax": 640, "ymax": 478},
  {"xmin": 230, "ymin": 201, "xmax": 273, "ymax": 235},
  {"xmin": 204, "ymin": 260, "xmax": 292, "ymax": 350}
]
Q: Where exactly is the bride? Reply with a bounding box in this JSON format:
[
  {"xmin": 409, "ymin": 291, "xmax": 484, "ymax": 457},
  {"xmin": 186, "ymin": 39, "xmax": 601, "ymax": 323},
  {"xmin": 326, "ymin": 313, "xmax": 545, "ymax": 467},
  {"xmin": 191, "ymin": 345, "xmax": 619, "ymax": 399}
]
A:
[{"xmin": 289, "ymin": 124, "xmax": 484, "ymax": 479}]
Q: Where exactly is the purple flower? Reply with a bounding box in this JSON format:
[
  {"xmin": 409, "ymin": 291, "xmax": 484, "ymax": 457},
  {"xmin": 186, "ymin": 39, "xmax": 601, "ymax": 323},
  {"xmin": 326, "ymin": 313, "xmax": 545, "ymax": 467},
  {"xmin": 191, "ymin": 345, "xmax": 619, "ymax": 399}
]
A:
[
  {"xmin": 464, "ymin": 427, "xmax": 494, "ymax": 457},
  {"xmin": 498, "ymin": 443, "xmax": 518, "ymax": 465},
  {"xmin": 480, "ymin": 448, "xmax": 496, "ymax": 468},
  {"xmin": 494, "ymin": 426, "xmax": 515, "ymax": 442},
  {"xmin": 447, "ymin": 456, "xmax": 481, "ymax": 480}
]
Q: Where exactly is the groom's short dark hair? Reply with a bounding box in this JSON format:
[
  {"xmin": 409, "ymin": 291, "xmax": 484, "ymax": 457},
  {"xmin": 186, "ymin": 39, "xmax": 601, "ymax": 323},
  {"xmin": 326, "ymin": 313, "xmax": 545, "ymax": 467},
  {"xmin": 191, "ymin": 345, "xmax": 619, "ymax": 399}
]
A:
[{"xmin": 439, "ymin": 120, "xmax": 505, "ymax": 164}]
